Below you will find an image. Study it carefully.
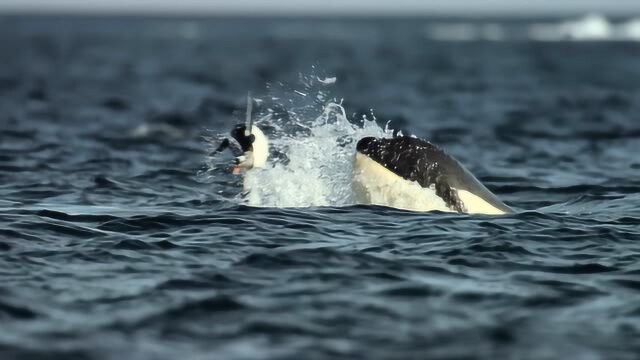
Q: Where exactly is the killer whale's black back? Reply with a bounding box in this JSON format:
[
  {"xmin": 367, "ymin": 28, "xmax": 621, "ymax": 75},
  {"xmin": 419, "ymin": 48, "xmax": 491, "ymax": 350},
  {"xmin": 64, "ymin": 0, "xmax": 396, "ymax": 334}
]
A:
[{"xmin": 356, "ymin": 137, "xmax": 512, "ymax": 214}]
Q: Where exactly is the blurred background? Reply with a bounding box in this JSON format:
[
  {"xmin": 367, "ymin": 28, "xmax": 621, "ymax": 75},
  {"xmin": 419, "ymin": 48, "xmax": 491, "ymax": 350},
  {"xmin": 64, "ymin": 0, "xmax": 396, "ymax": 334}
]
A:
[
  {"xmin": 2, "ymin": 0, "xmax": 640, "ymax": 16},
  {"xmin": 2, "ymin": 2, "xmax": 640, "ymax": 360}
]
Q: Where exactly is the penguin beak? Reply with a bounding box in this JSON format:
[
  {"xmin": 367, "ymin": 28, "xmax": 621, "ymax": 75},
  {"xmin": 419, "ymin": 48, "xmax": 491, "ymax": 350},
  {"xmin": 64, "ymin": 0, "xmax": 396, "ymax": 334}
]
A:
[
  {"xmin": 232, "ymin": 154, "xmax": 252, "ymax": 175},
  {"xmin": 232, "ymin": 156, "xmax": 244, "ymax": 175},
  {"xmin": 231, "ymin": 155, "xmax": 244, "ymax": 175}
]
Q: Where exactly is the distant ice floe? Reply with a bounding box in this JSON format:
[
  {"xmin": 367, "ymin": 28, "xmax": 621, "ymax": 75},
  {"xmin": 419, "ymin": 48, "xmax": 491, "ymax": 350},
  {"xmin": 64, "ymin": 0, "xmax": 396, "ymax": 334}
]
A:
[
  {"xmin": 613, "ymin": 18, "xmax": 640, "ymax": 39},
  {"xmin": 528, "ymin": 14, "xmax": 640, "ymax": 41},
  {"xmin": 529, "ymin": 14, "xmax": 612, "ymax": 41},
  {"xmin": 425, "ymin": 14, "xmax": 640, "ymax": 42}
]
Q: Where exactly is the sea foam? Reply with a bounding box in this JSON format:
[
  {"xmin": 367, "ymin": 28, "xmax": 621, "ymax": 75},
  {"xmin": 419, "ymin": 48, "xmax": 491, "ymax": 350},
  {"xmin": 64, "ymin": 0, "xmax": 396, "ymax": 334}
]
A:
[{"xmin": 207, "ymin": 75, "xmax": 392, "ymax": 208}]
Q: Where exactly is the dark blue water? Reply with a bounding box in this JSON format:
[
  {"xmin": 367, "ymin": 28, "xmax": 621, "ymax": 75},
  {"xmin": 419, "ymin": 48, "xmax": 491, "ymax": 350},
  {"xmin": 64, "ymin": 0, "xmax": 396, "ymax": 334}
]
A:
[{"xmin": 1, "ymin": 16, "xmax": 640, "ymax": 360}]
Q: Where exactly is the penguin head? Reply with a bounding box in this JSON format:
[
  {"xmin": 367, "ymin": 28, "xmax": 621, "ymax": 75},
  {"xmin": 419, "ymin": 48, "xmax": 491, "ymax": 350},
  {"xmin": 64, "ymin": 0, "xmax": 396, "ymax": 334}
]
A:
[{"xmin": 230, "ymin": 123, "xmax": 269, "ymax": 172}]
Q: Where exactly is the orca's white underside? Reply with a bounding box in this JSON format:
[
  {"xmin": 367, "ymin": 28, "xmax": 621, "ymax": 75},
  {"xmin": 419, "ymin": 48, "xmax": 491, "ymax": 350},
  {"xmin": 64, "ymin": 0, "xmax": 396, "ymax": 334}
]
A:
[{"xmin": 352, "ymin": 153, "xmax": 507, "ymax": 215}]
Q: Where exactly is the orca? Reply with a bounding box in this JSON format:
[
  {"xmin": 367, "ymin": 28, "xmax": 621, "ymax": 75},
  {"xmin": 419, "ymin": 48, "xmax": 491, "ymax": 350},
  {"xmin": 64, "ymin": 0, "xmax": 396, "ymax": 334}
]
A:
[{"xmin": 352, "ymin": 136, "xmax": 513, "ymax": 215}]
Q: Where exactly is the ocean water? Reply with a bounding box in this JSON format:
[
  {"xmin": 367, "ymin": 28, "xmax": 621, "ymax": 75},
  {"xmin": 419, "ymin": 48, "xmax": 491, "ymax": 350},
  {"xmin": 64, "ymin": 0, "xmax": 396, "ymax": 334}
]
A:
[{"xmin": 1, "ymin": 15, "xmax": 640, "ymax": 360}]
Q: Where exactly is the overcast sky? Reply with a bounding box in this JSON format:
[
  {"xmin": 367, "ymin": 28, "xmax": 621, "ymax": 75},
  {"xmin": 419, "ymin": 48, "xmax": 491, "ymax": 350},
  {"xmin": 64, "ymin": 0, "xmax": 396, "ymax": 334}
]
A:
[{"xmin": 1, "ymin": 0, "xmax": 640, "ymax": 16}]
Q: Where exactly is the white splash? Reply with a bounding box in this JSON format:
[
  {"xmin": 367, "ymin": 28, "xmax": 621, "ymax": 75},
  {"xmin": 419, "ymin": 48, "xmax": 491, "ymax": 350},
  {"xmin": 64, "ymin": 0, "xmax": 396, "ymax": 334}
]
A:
[
  {"xmin": 317, "ymin": 76, "xmax": 337, "ymax": 85},
  {"xmin": 207, "ymin": 75, "xmax": 392, "ymax": 208},
  {"xmin": 243, "ymin": 102, "xmax": 391, "ymax": 208}
]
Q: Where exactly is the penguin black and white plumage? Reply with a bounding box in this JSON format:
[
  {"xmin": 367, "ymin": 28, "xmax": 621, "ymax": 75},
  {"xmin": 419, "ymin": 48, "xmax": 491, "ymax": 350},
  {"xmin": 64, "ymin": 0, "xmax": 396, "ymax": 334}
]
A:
[
  {"xmin": 213, "ymin": 93, "xmax": 269, "ymax": 191},
  {"xmin": 352, "ymin": 136, "xmax": 513, "ymax": 215},
  {"xmin": 229, "ymin": 123, "xmax": 269, "ymax": 174}
]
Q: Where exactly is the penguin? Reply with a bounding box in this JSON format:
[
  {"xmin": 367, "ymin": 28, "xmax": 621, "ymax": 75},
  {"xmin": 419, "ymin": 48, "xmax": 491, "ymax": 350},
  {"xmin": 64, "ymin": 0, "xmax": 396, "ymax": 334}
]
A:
[
  {"xmin": 228, "ymin": 123, "xmax": 269, "ymax": 177},
  {"xmin": 210, "ymin": 93, "xmax": 269, "ymax": 193}
]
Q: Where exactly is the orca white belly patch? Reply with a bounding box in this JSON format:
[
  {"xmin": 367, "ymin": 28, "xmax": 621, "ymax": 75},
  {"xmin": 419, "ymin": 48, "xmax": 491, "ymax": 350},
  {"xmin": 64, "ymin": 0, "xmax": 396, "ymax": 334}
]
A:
[
  {"xmin": 352, "ymin": 153, "xmax": 452, "ymax": 212},
  {"xmin": 455, "ymin": 189, "xmax": 508, "ymax": 215}
]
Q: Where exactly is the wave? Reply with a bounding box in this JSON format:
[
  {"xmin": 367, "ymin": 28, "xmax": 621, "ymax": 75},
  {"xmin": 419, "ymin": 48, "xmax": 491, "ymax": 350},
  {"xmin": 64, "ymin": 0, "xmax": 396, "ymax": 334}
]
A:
[
  {"xmin": 424, "ymin": 23, "xmax": 506, "ymax": 42},
  {"xmin": 528, "ymin": 14, "xmax": 640, "ymax": 42},
  {"xmin": 423, "ymin": 14, "xmax": 640, "ymax": 42}
]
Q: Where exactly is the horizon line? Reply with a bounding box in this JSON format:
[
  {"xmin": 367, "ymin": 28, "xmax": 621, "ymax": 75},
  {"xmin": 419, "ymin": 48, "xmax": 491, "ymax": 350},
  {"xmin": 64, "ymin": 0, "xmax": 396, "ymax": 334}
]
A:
[{"xmin": 1, "ymin": 5, "xmax": 640, "ymax": 19}]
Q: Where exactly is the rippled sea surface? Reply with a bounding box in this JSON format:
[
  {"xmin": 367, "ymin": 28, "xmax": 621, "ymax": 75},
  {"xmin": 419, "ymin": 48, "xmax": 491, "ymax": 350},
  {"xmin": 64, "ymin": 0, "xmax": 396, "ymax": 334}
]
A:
[{"xmin": 1, "ymin": 16, "xmax": 640, "ymax": 360}]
